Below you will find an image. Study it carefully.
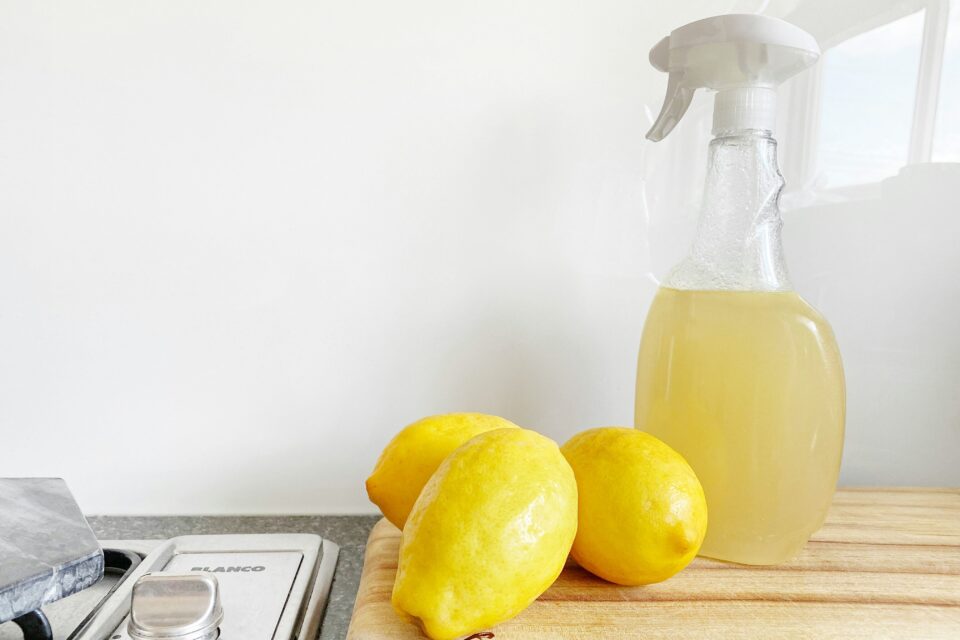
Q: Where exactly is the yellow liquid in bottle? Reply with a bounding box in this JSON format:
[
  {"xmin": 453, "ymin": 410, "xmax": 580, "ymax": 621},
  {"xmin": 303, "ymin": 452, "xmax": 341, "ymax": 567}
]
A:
[{"xmin": 635, "ymin": 287, "xmax": 845, "ymax": 565}]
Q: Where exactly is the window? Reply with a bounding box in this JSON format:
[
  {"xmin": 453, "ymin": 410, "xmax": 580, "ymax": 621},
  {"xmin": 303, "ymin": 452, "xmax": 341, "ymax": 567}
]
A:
[
  {"xmin": 932, "ymin": 1, "xmax": 960, "ymax": 161},
  {"xmin": 816, "ymin": 10, "xmax": 926, "ymax": 188}
]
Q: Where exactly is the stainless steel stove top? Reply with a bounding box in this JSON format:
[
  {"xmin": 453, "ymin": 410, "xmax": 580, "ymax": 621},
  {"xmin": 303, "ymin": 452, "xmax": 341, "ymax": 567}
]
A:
[{"xmin": 0, "ymin": 535, "xmax": 338, "ymax": 640}]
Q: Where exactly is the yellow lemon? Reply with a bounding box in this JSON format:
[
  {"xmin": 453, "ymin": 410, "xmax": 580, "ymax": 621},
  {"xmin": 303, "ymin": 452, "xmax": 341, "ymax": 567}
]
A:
[
  {"xmin": 365, "ymin": 413, "xmax": 520, "ymax": 529},
  {"xmin": 392, "ymin": 428, "xmax": 578, "ymax": 640},
  {"xmin": 561, "ymin": 427, "xmax": 707, "ymax": 585}
]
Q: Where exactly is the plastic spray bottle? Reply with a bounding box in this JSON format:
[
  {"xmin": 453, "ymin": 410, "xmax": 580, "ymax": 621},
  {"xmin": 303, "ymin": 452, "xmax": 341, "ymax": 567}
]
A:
[{"xmin": 635, "ymin": 14, "xmax": 845, "ymax": 565}]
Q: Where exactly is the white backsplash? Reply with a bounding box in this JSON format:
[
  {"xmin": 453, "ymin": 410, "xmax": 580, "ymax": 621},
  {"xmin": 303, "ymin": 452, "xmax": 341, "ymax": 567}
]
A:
[{"xmin": 0, "ymin": 0, "xmax": 956, "ymax": 513}]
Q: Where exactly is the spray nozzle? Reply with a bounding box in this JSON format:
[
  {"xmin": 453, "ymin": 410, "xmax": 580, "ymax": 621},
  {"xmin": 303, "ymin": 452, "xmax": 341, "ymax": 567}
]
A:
[{"xmin": 646, "ymin": 14, "xmax": 820, "ymax": 141}]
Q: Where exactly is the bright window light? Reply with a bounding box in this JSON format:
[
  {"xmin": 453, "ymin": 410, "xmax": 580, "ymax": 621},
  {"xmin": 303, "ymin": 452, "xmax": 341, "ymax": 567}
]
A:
[
  {"xmin": 817, "ymin": 10, "xmax": 926, "ymax": 187},
  {"xmin": 932, "ymin": 2, "xmax": 960, "ymax": 162}
]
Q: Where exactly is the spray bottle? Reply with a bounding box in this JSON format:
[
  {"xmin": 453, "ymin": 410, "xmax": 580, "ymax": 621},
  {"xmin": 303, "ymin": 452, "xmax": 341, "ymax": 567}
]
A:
[{"xmin": 635, "ymin": 14, "xmax": 845, "ymax": 565}]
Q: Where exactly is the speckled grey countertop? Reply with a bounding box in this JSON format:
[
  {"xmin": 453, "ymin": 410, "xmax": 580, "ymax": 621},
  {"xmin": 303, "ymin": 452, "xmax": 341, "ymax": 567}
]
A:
[{"xmin": 86, "ymin": 515, "xmax": 380, "ymax": 640}]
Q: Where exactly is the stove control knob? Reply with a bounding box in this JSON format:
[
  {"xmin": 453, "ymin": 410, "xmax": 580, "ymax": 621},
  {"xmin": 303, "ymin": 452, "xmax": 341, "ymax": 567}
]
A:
[{"xmin": 128, "ymin": 573, "xmax": 223, "ymax": 640}]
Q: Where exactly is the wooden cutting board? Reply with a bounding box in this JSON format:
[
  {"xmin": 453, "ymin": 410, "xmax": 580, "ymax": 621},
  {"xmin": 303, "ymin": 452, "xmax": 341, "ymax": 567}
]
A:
[{"xmin": 347, "ymin": 488, "xmax": 960, "ymax": 639}]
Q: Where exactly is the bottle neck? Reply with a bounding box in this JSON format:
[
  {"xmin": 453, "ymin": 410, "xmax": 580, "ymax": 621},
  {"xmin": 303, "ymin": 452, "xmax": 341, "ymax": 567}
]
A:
[{"xmin": 664, "ymin": 129, "xmax": 792, "ymax": 291}]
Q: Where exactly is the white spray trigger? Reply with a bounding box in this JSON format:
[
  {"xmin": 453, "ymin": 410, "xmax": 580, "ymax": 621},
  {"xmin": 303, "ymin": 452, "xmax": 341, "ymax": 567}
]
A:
[{"xmin": 646, "ymin": 14, "xmax": 820, "ymax": 141}]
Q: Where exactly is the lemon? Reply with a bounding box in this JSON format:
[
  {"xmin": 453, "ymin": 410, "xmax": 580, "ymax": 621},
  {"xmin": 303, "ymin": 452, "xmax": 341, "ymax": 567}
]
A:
[
  {"xmin": 365, "ymin": 413, "xmax": 520, "ymax": 529},
  {"xmin": 392, "ymin": 428, "xmax": 578, "ymax": 640},
  {"xmin": 561, "ymin": 427, "xmax": 707, "ymax": 585}
]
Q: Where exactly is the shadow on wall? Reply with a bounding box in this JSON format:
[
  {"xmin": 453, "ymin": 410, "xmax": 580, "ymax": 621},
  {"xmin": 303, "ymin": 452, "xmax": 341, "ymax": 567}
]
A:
[{"xmin": 786, "ymin": 163, "xmax": 960, "ymax": 486}]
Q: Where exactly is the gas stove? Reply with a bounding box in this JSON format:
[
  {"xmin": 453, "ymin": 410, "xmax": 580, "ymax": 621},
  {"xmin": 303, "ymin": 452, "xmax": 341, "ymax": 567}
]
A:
[{"xmin": 0, "ymin": 534, "xmax": 339, "ymax": 640}]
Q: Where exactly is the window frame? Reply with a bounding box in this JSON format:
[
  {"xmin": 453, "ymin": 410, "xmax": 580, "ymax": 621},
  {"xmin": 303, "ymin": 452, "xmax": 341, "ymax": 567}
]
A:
[{"xmin": 783, "ymin": 0, "xmax": 952, "ymax": 194}]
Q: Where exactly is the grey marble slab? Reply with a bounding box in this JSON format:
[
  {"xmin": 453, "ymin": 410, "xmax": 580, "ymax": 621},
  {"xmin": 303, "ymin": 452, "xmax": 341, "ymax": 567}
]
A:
[
  {"xmin": 0, "ymin": 478, "xmax": 104, "ymax": 623},
  {"xmin": 86, "ymin": 515, "xmax": 380, "ymax": 640}
]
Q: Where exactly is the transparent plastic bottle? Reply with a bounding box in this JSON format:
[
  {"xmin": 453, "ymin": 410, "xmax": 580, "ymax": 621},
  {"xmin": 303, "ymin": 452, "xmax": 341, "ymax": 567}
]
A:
[{"xmin": 635, "ymin": 128, "xmax": 845, "ymax": 565}]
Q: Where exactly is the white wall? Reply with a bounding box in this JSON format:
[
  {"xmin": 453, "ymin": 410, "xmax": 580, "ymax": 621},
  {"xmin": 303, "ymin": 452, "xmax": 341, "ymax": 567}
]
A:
[{"xmin": 1, "ymin": 1, "xmax": 957, "ymax": 514}]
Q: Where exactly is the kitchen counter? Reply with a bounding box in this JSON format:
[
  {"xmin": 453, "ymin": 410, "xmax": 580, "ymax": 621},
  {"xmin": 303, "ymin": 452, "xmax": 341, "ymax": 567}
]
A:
[{"xmin": 87, "ymin": 515, "xmax": 380, "ymax": 640}]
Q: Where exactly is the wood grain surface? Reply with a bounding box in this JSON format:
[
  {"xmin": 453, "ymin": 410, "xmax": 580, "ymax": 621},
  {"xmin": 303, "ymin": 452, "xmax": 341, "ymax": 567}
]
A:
[{"xmin": 346, "ymin": 488, "xmax": 960, "ymax": 639}]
